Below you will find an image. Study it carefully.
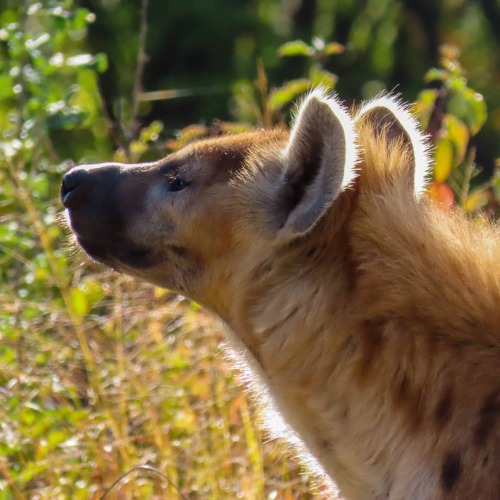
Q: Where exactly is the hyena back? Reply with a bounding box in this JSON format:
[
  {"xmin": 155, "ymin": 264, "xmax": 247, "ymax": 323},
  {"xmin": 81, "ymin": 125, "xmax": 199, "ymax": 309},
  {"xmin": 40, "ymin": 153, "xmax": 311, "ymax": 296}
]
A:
[{"xmin": 62, "ymin": 90, "xmax": 500, "ymax": 499}]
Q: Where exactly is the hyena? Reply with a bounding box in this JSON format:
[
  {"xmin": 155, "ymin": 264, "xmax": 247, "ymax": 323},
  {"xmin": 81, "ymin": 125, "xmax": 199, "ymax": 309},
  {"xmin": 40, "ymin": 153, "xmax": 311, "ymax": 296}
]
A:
[{"xmin": 61, "ymin": 90, "xmax": 500, "ymax": 499}]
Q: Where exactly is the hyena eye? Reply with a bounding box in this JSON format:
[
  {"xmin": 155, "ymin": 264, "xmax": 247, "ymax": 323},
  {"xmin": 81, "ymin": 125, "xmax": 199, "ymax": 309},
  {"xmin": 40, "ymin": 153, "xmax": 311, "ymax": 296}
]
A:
[{"xmin": 168, "ymin": 178, "xmax": 188, "ymax": 192}]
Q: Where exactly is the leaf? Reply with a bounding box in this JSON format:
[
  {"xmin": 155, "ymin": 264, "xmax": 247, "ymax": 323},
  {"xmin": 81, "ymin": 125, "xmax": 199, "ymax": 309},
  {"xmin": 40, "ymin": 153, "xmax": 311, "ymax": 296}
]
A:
[
  {"xmin": 94, "ymin": 52, "xmax": 108, "ymax": 72},
  {"xmin": 173, "ymin": 406, "xmax": 197, "ymax": 432},
  {"xmin": 323, "ymin": 42, "xmax": 345, "ymax": 56},
  {"xmin": 447, "ymin": 88, "xmax": 487, "ymax": 136},
  {"xmin": 72, "ymin": 8, "xmax": 92, "ymax": 30},
  {"xmin": 129, "ymin": 140, "xmax": 148, "ymax": 157},
  {"xmin": 139, "ymin": 120, "xmax": 164, "ymax": 142},
  {"xmin": 414, "ymin": 89, "xmax": 437, "ymax": 128},
  {"xmin": 443, "ymin": 114, "xmax": 469, "ymax": 165},
  {"xmin": 448, "ymin": 75, "xmax": 466, "ymax": 93},
  {"xmin": 428, "ymin": 181, "xmax": 455, "ymax": 208},
  {"xmin": 20, "ymin": 406, "xmax": 37, "ymax": 426},
  {"xmin": 66, "ymin": 54, "xmax": 95, "ymax": 67},
  {"xmin": 494, "ymin": 169, "xmax": 500, "ymax": 199},
  {"xmin": 310, "ymin": 69, "xmax": 338, "ymax": 90},
  {"xmin": 69, "ymin": 287, "xmax": 89, "ymax": 318},
  {"xmin": 25, "ymin": 33, "xmax": 50, "ymax": 51},
  {"xmin": 277, "ymin": 40, "xmax": 312, "ymax": 58},
  {"xmin": 464, "ymin": 89, "xmax": 487, "ymax": 135},
  {"xmin": 268, "ymin": 79, "xmax": 310, "ymax": 112},
  {"xmin": 464, "ymin": 189, "xmax": 489, "ymax": 213},
  {"xmin": 424, "ymin": 68, "xmax": 447, "ymax": 83},
  {"xmin": 173, "ymin": 123, "xmax": 209, "ymax": 148},
  {"xmin": 46, "ymin": 108, "xmax": 86, "ymax": 129},
  {"xmin": 0, "ymin": 74, "xmax": 14, "ymax": 98},
  {"xmin": 434, "ymin": 136, "xmax": 454, "ymax": 182}
]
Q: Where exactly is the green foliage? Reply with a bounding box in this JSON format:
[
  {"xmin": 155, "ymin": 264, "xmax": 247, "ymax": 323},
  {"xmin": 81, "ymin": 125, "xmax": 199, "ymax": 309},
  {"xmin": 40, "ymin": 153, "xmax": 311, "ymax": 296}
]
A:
[
  {"xmin": 274, "ymin": 37, "xmax": 343, "ymax": 107},
  {"xmin": 416, "ymin": 45, "xmax": 497, "ymax": 216},
  {"xmin": 0, "ymin": 2, "xmax": 109, "ymax": 162},
  {"xmin": 0, "ymin": 1, "xmax": 498, "ymax": 498},
  {"xmin": 233, "ymin": 37, "xmax": 344, "ymax": 127}
]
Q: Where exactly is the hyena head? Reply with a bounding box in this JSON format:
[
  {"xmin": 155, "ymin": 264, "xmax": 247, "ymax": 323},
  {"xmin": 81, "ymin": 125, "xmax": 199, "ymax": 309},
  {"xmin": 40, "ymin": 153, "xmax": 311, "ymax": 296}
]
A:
[{"xmin": 62, "ymin": 91, "xmax": 357, "ymax": 311}]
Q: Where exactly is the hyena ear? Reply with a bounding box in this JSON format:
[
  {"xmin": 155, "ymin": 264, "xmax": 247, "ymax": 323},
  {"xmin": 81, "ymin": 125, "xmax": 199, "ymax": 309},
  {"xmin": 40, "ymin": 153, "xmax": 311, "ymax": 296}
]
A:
[
  {"xmin": 277, "ymin": 90, "xmax": 357, "ymax": 241},
  {"xmin": 355, "ymin": 95, "xmax": 431, "ymax": 197}
]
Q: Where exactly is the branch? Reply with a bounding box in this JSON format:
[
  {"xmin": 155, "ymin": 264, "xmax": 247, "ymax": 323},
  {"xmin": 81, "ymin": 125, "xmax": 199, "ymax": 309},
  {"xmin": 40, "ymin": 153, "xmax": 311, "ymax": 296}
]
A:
[{"xmin": 129, "ymin": 0, "xmax": 150, "ymax": 140}]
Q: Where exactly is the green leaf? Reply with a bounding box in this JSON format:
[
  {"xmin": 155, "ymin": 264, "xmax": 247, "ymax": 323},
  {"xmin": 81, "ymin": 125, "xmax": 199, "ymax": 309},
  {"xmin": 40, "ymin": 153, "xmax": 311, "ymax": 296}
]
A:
[
  {"xmin": 464, "ymin": 89, "xmax": 487, "ymax": 136},
  {"xmin": 424, "ymin": 68, "xmax": 447, "ymax": 83},
  {"xmin": 73, "ymin": 8, "xmax": 92, "ymax": 30},
  {"xmin": 277, "ymin": 40, "xmax": 312, "ymax": 58},
  {"xmin": 46, "ymin": 108, "xmax": 86, "ymax": 129},
  {"xmin": 447, "ymin": 88, "xmax": 487, "ymax": 136},
  {"xmin": 139, "ymin": 120, "xmax": 164, "ymax": 142},
  {"xmin": 268, "ymin": 79, "xmax": 310, "ymax": 112},
  {"xmin": 415, "ymin": 89, "xmax": 437, "ymax": 128},
  {"xmin": 47, "ymin": 428, "xmax": 71, "ymax": 450},
  {"xmin": 94, "ymin": 52, "xmax": 108, "ymax": 73},
  {"xmin": 464, "ymin": 189, "xmax": 489, "ymax": 213},
  {"xmin": 443, "ymin": 114, "xmax": 469, "ymax": 165},
  {"xmin": 310, "ymin": 68, "xmax": 338, "ymax": 90},
  {"xmin": 448, "ymin": 75, "xmax": 466, "ymax": 93},
  {"xmin": 20, "ymin": 406, "xmax": 38, "ymax": 426},
  {"xmin": 69, "ymin": 287, "xmax": 90, "ymax": 318},
  {"xmin": 434, "ymin": 135, "xmax": 454, "ymax": 182},
  {"xmin": 0, "ymin": 74, "xmax": 14, "ymax": 98},
  {"xmin": 323, "ymin": 42, "xmax": 344, "ymax": 56}
]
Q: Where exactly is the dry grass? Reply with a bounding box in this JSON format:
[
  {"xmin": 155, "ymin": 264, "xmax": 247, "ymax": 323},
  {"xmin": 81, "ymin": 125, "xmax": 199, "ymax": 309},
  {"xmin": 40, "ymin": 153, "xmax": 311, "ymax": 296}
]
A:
[{"xmin": 0, "ymin": 190, "xmax": 315, "ymax": 498}]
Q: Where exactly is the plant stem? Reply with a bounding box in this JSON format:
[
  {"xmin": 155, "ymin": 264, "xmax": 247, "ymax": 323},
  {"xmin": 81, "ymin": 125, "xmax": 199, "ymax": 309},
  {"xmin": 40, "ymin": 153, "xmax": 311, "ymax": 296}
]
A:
[{"xmin": 130, "ymin": 0, "xmax": 150, "ymax": 140}]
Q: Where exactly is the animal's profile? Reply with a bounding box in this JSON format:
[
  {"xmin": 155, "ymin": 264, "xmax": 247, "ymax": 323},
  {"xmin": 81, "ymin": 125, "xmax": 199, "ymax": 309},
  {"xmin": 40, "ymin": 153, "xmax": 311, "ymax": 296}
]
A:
[{"xmin": 61, "ymin": 90, "xmax": 500, "ymax": 499}]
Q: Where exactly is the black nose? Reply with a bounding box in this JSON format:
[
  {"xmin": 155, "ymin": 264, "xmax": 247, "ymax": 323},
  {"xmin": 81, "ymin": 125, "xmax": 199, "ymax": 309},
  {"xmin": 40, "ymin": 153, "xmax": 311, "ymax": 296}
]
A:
[{"xmin": 61, "ymin": 167, "xmax": 91, "ymax": 209}]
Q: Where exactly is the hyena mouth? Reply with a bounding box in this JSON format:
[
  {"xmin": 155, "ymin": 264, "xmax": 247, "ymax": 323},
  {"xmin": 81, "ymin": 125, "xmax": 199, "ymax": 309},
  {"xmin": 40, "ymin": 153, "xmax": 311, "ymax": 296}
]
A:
[{"xmin": 77, "ymin": 237, "xmax": 157, "ymax": 270}]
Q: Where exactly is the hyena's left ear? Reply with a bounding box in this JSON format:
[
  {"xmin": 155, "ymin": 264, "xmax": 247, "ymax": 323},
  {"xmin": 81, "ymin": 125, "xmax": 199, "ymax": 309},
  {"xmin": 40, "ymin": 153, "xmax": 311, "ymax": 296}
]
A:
[
  {"xmin": 277, "ymin": 90, "xmax": 357, "ymax": 240},
  {"xmin": 355, "ymin": 96, "xmax": 431, "ymax": 197}
]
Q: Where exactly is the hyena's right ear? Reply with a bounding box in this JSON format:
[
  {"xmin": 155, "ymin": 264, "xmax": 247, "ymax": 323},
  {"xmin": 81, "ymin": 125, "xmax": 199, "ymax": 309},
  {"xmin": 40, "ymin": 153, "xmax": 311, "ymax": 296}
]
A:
[
  {"xmin": 355, "ymin": 95, "xmax": 431, "ymax": 197},
  {"xmin": 276, "ymin": 90, "xmax": 357, "ymax": 241}
]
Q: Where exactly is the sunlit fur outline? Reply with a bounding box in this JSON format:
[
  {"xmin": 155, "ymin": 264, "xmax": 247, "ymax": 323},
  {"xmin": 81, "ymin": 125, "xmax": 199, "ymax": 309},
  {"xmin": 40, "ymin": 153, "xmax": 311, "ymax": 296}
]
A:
[
  {"xmin": 286, "ymin": 87, "xmax": 359, "ymax": 191},
  {"xmin": 356, "ymin": 93, "xmax": 432, "ymax": 198}
]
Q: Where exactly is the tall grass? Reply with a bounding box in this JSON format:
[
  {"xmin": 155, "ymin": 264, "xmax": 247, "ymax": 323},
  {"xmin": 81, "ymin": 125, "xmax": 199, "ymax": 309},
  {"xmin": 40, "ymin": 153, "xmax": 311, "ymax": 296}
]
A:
[
  {"xmin": 0, "ymin": 3, "xmax": 315, "ymax": 497},
  {"xmin": 1, "ymin": 182, "xmax": 314, "ymax": 498}
]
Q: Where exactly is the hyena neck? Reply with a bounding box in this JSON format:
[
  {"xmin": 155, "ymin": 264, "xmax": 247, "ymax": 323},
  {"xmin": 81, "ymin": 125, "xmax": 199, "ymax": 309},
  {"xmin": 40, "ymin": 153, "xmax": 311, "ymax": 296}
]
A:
[
  {"xmin": 231, "ymin": 189, "xmax": 357, "ymax": 357},
  {"xmin": 217, "ymin": 191, "xmax": 377, "ymax": 490}
]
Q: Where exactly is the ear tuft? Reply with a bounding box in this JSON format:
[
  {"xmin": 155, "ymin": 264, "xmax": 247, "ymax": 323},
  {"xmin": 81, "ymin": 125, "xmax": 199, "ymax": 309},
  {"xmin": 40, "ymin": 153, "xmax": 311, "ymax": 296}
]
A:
[
  {"xmin": 356, "ymin": 94, "xmax": 431, "ymax": 197},
  {"xmin": 277, "ymin": 89, "xmax": 357, "ymax": 241}
]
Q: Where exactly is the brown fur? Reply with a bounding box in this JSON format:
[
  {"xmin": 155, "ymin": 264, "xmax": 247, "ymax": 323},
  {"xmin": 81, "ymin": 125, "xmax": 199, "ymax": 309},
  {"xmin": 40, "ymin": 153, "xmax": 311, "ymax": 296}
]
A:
[{"xmin": 62, "ymin": 90, "xmax": 500, "ymax": 499}]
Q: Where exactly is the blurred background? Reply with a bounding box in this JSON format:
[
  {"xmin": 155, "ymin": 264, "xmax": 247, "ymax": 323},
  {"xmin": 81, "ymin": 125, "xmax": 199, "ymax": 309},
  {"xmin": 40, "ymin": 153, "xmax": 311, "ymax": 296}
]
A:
[{"xmin": 0, "ymin": 0, "xmax": 499, "ymax": 498}]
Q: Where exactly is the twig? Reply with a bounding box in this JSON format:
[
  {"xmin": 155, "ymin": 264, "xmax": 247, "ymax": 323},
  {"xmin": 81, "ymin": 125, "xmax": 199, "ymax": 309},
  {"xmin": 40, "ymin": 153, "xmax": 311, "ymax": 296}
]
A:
[
  {"xmin": 139, "ymin": 85, "xmax": 227, "ymax": 102},
  {"xmin": 96, "ymin": 85, "xmax": 130, "ymax": 153},
  {"xmin": 255, "ymin": 59, "xmax": 272, "ymax": 128},
  {"xmin": 100, "ymin": 464, "xmax": 187, "ymax": 499},
  {"xmin": 129, "ymin": 0, "xmax": 150, "ymax": 140},
  {"xmin": 0, "ymin": 459, "xmax": 24, "ymax": 500},
  {"xmin": 425, "ymin": 86, "xmax": 448, "ymax": 146},
  {"xmin": 459, "ymin": 146, "xmax": 476, "ymax": 207}
]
